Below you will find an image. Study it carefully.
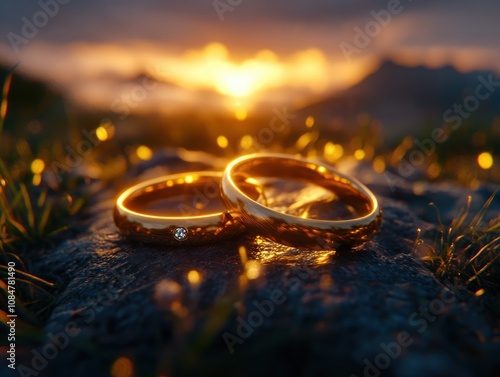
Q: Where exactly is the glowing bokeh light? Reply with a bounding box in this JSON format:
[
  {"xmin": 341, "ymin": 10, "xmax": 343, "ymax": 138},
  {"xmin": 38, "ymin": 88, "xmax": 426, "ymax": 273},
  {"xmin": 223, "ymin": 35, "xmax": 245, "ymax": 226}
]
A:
[
  {"xmin": 372, "ymin": 156, "xmax": 386, "ymax": 173},
  {"xmin": 217, "ymin": 135, "xmax": 229, "ymax": 149},
  {"xmin": 354, "ymin": 149, "xmax": 366, "ymax": 161},
  {"xmin": 136, "ymin": 145, "xmax": 153, "ymax": 160},
  {"xmin": 110, "ymin": 357, "xmax": 134, "ymax": 377},
  {"xmin": 30, "ymin": 159, "xmax": 45, "ymax": 174},
  {"xmin": 240, "ymin": 135, "xmax": 253, "ymax": 150},
  {"xmin": 245, "ymin": 260, "xmax": 262, "ymax": 280},
  {"xmin": 305, "ymin": 116, "xmax": 315, "ymax": 128},
  {"xmin": 477, "ymin": 152, "xmax": 493, "ymax": 170},
  {"xmin": 96, "ymin": 126, "xmax": 110, "ymax": 141},
  {"xmin": 234, "ymin": 107, "xmax": 248, "ymax": 121},
  {"xmin": 324, "ymin": 142, "xmax": 344, "ymax": 161},
  {"xmin": 187, "ymin": 270, "xmax": 201, "ymax": 285}
]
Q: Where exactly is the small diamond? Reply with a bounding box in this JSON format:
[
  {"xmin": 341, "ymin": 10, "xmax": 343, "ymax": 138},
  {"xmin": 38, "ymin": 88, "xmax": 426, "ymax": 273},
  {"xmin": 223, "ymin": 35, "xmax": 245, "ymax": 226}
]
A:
[{"xmin": 173, "ymin": 227, "xmax": 188, "ymax": 241}]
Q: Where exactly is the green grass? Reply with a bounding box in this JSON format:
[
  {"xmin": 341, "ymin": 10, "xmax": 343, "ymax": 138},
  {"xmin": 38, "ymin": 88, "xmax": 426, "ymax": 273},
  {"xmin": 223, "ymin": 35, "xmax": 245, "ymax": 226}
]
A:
[
  {"xmin": 0, "ymin": 73, "xmax": 87, "ymax": 329},
  {"xmin": 414, "ymin": 193, "xmax": 500, "ymax": 297}
]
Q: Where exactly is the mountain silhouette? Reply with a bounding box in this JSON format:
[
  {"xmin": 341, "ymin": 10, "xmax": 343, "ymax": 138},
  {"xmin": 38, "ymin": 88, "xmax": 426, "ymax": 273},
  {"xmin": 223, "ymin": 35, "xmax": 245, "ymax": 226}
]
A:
[{"xmin": 299, "ymin": 61, "xmax": 500, "ymax": 142}]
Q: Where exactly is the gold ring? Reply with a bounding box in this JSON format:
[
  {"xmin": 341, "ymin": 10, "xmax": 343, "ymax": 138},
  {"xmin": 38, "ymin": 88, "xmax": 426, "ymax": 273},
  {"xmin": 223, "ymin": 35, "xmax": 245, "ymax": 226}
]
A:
[
  {"xmin": 221, "ymin": 153, "xmax": 382, "ymax": 251},
  {"xmin": 114, "ymin": 171, "xmax": 244, "ymax": 246}
]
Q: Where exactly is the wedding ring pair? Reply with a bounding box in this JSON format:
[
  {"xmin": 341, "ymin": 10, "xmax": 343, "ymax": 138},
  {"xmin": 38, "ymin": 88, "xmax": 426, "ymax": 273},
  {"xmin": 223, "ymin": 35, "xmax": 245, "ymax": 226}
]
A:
[{"xmin": 114, "ymin": 153, "xmax": 382, "ymax": 251}]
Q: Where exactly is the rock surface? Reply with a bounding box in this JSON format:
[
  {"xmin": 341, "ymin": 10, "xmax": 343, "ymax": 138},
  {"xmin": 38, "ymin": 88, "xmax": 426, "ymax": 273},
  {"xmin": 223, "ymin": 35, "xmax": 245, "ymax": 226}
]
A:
[{"xmin": 15, "ymin": 151, "xmax": 500, "ymax": 377}]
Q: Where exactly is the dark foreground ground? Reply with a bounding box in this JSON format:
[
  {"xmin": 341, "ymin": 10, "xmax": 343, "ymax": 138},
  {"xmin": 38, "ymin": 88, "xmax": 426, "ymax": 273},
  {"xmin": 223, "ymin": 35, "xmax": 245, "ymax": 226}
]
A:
[{"xmin": 7, "ymin": 151, "xmax": 500, "ymax": 377}]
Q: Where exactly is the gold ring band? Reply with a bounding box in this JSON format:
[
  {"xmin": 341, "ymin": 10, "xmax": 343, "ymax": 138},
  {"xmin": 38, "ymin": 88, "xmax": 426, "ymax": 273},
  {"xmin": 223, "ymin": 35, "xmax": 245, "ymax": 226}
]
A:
[
  {"xmin": 114, "ymin": 171, "xmax": 244, "ymax": 246},
  {"xmin": 221, "ymin": 153, "xmax": 382, "ymax": 251}
]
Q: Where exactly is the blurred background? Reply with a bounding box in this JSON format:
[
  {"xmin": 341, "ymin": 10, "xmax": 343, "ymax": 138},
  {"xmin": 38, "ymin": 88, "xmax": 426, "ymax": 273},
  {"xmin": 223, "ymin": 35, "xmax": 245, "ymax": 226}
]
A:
[
  {"xmin": 1, "ymin": 3, "xmax": 500, "ymax": 376},
  {"xmin": 1, "ymin": 0, "xmax": 499, "ymax": 187}
]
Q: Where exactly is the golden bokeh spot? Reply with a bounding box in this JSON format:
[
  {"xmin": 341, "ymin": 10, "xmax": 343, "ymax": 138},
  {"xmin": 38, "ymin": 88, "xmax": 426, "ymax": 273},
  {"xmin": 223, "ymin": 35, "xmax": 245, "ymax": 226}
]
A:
[
  {"xmin": 136, "ymin": 145, "xmax": 153, "ymax": 161},
  {"xmin": 185, "ymin": 175, "xmax": 194, "ymax": 184},
  {"xmin": 372, "ymin": 156, "xmax": 386, "ymax": 173},
  {"xmin": 238, "ymin": 246, "xmax": 248, "ymax": 265},
  {"xmin": 235, "ymin": 107, "xmax": 248, "ymax": 121},
  {"xmin": 477, "ymin": 152, "xmax": 493, "ymax": 170},
  {"xmin": 204, "ymin": 42, "xmax": 229, "ymax": 61},
  {"xmin": 96, "ymin": 126, "xmax": 109, "ymax": 141},
  {"xmin": 31, "ymin": 159, "xmax": 45, "ymax": 175},
  {"xmin": 187, "ymin": 270, "xmax": 201, "ymax": 285},
  {"xmin": 427, "ymin": 162, "xmax": 441, "ymax": 179},
  {"xmin": 240, "ymin": 135, "xmax": 253, "ymax": 150},
  {"xmin": 475, "ymin": 288, "xmax": 485, "ymax": 297},
  {"xmin": 32, "ymin": 174, "xmax": 42, "ymax": 186},
  {"xmin": 111, "ymin": 357, "xmax": 134, "ymax": 377},
  {"xmin": 295, "ymin": 132, "xmax": 316, "ymax": 151},
  {"xmin": 305, "ymin": 116, "xmax": 315, "ymax": 128},
  {"xmin": 245, "ymin": 260, "xmax": 262, "ymax": 280},
  {"xmin": 217, "ymin": 135, "xmax": 229, "ymax": 149},
  {"xmin": 354, "ymin": 149, "xmax": 366, "ymax": 160},
  {"xmin": 323, "ymin": 142, "xmax": 343, "ymax": 162}
]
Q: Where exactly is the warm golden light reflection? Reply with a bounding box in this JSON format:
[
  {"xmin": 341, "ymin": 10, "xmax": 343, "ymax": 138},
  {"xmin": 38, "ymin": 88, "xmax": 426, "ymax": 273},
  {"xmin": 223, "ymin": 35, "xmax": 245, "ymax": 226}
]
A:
[
  {"xmin": 240, "ymin": 135, "xmax": 253, "ymax": 150},
  {"xmin": 475, "ymin": 288, "xmax": 485, "ymax": 297},
  {"xmin": 13, "ymin": 42, "xmax": 376, "ymax": 115},
  {"xmin": 477, "ymin": 152, "xmax": 493, "ymax": 170},
  {"xmin": 238, "ymin": 246, "xmax": 248, "ymax": 265},
  {"xmin": 136, "ymin": 145, "xmax": 153, "ymax": 160},
  {"xmin": 372, "ymin": 156, "xmax": 386, "ymax": 173},
  {"xmin": 217, "ymin": 135, "xmax": 229, "ymax": 149},
  {"xmin": 95, "ymin": 126, "xmax": 110, "ymax": 141},
  {"xmin": 154, "ymin": 280, "xmax": 182, "ymax": 309},
  {"xmin": 305, "ymin": 116, "xmax": 315, "ymax": 128},
  {"xmin": 245, "ymin": 260, "xmax": 262, "ymax": 280},
  {"xmin": 32, "ymin": 174, "xmax": 42, "ymax": 186},
  {"xmin": 30, "ymin": 159, "xmax": 45, "ymax": 174},
  {"xmin": 354, "ymin": 149, "xmax": 366, "ymax": 161},
  {"xmin": 296, "ymin": 132, "xmax": 313, "ymax": 151},
  {"xmin": 111, "ymin": 357, "xmax": 134, "ymax": 377},
  {"xmin": 427, "ymin": 162, "xmax": 441, "ymax": 179},
  {"xmin": 324, "ymin": 142, "xmax": 344, "ymax": 162},
  {"xmin": 234, "ymin": 107, "xmax": 248, "ymax": 121},
  {"xmin": 187, "ymin": 270, "xmax": 201, "ymax": 285},
  {"xmin": 316, "ymin": 252, "xmax": 334, "ymax": 265}
]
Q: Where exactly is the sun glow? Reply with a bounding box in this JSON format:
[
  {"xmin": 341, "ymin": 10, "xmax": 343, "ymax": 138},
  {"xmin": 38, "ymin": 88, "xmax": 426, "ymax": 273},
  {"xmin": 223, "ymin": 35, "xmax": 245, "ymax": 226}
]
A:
[{"xmin": 7, "ymin": 42, "xmax": 375, "ymax": 115}]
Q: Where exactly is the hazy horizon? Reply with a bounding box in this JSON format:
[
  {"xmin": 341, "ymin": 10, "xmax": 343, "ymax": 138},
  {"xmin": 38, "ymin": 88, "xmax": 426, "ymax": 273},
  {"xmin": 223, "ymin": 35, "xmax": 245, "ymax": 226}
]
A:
[{"xmin": 1, "ymin": 0, "xmax": 499, "ymax": 119}]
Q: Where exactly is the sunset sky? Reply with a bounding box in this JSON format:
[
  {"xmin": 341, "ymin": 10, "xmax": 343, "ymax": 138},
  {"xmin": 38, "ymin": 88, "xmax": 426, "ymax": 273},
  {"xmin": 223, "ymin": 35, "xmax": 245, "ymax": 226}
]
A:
[{"xmin": 0, "ymin": 0, "xmax": 499, "ymax": 117}]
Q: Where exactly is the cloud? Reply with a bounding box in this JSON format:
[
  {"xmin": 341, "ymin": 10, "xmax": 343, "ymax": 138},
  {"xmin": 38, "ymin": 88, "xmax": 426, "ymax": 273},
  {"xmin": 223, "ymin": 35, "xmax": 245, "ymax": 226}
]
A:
[{"xmin": 1, "ymin": 0, "xmax": 499, "ymax": 115}]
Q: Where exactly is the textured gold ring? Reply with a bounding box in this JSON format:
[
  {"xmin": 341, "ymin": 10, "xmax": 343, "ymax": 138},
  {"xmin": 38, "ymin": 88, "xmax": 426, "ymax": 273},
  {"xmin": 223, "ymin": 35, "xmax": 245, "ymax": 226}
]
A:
[
  {"xmin": 221, "ymin": 153, "xmax": 382, "ymax": 251},
  {"xmin": 114, "ymin": 171, "xmax": 244, "ymax": 246}
]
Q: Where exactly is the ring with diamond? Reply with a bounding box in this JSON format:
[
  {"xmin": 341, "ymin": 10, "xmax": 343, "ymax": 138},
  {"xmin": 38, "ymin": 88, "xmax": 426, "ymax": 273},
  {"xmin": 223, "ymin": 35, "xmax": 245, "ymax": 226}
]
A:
[
  {"xmin": 221, "ymin": 153, "xmax": 382, "ymax": 251},
  {"xmin": 114, "ymin": 171, "xmax": 245, "ymax": 246}
]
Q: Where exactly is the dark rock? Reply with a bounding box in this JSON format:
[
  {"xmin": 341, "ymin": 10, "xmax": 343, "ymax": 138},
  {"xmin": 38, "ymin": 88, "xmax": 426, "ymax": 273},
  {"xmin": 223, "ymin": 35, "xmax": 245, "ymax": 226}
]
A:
[{"xmin": 16, "ymin": 152, "xmax": 500, "ymax": 377}]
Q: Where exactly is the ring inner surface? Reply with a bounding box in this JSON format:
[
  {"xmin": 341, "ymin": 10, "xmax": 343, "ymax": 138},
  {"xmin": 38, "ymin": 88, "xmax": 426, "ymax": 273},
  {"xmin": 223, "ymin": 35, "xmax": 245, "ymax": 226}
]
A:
[
  {"xmin": 125, "ymin": 176, "xmax": 226, "ymax": 217},
  {"xmin": 233, "ymin": 158, "xmax": 372, "ymax": 220}
]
